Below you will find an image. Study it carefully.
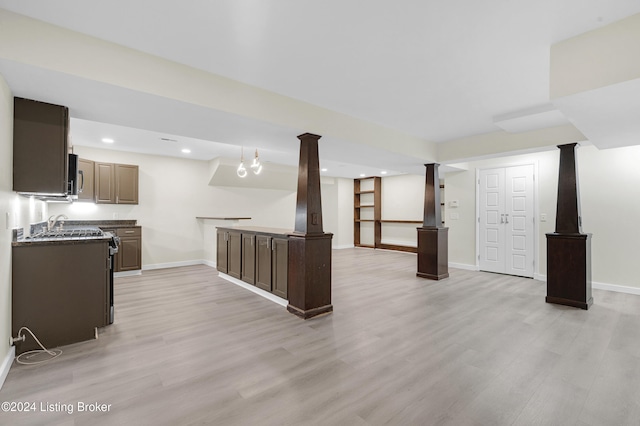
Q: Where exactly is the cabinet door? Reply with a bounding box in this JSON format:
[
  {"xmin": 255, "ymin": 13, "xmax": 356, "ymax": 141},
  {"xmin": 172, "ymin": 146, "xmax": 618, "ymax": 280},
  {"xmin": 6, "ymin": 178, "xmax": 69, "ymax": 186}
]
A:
[
  {"xmin": 227, "ymin": 231, "xmax": 242, "ymax": 279},
  {"xmin": 13, "ymin": 97, "xmax": 69, "ymax": 194},
  {"xmin": 95, "ymin": 162, "xmax": 116, "ymax": 203},
  {"xmin": 116, "ymin": 227, "xmax": 142, "ymax": 271},
  {"xmin": 77, "ymin": 158, "xmax": 95, "ymax": 202},
  {"xmin": 272, "ymin": 238, "xmax": 288, "ymax": 299},
  {"xmin": 255, "ymin": 236, "xmax": 272, "ymax": 291},
  {"xmin": 241, "ymin": 233, "xmax": 256, "ymax": 285},
  {"xmin": 118, "ymin": 237, "xmax": 142, "ymax": 271},
  {"xmin": 216, "ymin": 230, "xmax": 228, "ymax": 273},
  {"xmin": 115, "ymin": 164, "xmax": 139, "ymax": 204}
]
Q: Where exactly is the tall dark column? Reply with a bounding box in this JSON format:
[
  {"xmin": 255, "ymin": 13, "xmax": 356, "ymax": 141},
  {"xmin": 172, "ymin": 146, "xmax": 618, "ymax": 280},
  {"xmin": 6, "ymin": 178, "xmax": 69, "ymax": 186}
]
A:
[
  {"xmin": 287, "ymin": 133, "xmax": 333, "ymax": 319},
  {"xmin": 546, "ymin": 143, "xmax": 592, "ymax": 309},
  {"xmin": 417, "ymin": 163, "xmax": 449, "ymax": 280}
]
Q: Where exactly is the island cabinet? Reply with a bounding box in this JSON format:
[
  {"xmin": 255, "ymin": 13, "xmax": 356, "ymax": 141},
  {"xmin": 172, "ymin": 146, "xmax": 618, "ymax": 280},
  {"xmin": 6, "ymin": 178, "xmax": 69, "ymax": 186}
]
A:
[
  {"xmin": 217, "ymin": 227, "xmax": 290, "ymax": 300},
  {"xmin": 241, "ymin": 233, "xmax": 256, "ymax": 285},
  {"xmin": 217, "ymin": 229, "xmax": 242, "ymax": 279}
]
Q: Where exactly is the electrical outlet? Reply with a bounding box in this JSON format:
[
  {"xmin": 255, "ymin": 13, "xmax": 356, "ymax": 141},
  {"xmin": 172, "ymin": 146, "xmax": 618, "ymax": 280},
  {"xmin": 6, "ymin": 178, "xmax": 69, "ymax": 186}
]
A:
[
  {"xmin": 540, "ymin": 213, "xmax": 547, "ymax": 222},
  {"xmin": 5, "ymin": 212, "xmax": 9, "ymax": 230}
]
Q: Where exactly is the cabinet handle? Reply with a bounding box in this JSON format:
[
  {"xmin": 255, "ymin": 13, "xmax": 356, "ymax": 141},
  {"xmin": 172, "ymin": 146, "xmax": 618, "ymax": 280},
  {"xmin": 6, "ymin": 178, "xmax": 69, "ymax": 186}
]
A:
[
  {"xmin": 505, "ymin": 214, "xmax": 509, "ymax": 224},
  {"xmin": 125, "ymin": 230, "xmax": 134, "ymax": 234},
  {"xmin": 500, "ymin": 214, "xmax": 504, "ymax": 224},
  {"xmin": 267, "ymin": 238, "xmax": 271, "ymax": 249},
  {"xmin": 78, "ymin": 170, "xmax": 84, "ymax": 193}
]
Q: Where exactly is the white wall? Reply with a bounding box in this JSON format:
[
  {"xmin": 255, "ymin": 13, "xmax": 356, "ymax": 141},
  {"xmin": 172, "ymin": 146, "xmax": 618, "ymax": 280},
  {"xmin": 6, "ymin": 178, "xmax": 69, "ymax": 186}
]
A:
[
  {"xmin": 49, "ymin": 146, "xmax": 350, "ymax": 268},
  {"xmin": 445, "ymin": 144, "xmax": 640, "ymax": 289},
  {"xmin": 381, "ymin": 174, "xmax": 424, "ymax": 247},
  {"xmin": 0, "ymin": 75, "xmax": 48, "ymax": 386}
]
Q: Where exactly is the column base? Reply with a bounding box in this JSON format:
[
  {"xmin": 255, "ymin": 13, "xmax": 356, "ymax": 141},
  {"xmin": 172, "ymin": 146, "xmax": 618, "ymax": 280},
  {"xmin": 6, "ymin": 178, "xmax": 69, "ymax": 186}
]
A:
[
  {"xmin": 287, "ymin": 303, "xmax": 333, "ymax": 319},
  {"xmin": 417, "ymin": 227, "xmax": 449, "ymax": 280},
  {"xmin": 287, "ymin": 233, "xmax": 333, "ymax": 319},
  {"xmin": 546, "ymin": 233, "xmax": 592, "ymax": 310}
]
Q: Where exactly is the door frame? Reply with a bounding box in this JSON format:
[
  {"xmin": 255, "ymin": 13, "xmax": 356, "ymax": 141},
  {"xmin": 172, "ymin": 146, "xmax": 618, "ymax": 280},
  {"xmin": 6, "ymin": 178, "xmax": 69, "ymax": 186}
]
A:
[{"xmin": 475, "ymin": 161, "xmax": 539, "ymax": 278}]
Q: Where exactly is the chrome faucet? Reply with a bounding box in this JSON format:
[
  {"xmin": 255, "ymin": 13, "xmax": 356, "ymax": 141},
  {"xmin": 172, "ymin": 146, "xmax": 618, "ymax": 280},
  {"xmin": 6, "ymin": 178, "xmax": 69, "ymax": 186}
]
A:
[{"xmin": 47, "ymin": 214, "xmax": 68, "ymax": 231}]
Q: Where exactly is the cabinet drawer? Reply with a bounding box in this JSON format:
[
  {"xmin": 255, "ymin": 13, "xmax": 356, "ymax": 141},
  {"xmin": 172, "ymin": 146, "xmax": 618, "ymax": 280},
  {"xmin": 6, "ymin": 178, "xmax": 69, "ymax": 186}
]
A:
[{"xmin": 116, "ymin": 227, "xmax": 141, "ymax": 237}]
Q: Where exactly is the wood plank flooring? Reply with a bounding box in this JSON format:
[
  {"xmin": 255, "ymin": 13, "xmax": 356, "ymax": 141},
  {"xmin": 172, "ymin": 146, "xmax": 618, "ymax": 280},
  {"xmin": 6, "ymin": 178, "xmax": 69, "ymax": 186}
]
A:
[{"xmin": 2, "ymin": 248, "xmax": 640, "ymax": 425}]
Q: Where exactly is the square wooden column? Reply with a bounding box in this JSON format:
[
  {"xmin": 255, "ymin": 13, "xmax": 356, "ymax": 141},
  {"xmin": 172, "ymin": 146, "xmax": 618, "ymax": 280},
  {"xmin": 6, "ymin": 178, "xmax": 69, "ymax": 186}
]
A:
[
  {"xmin": 546, "ymin": 143, "xmax": 592, "ymax": 309},
  {"xmin": 287, "ymin": 133, "xmax": 333, "ymax": 319},
  {"xmin": 417, "ymin": 163, "xmax": 449, "ymax": 280}
]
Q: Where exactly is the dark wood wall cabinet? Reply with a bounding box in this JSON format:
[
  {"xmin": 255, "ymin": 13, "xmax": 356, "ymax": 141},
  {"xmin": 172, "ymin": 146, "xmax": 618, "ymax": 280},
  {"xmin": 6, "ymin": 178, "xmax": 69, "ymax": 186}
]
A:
[
  {"xmin": 13, "ymin": 97, "xmax": 70, "ymax": 195},
  {"xmin": 12, "ymin": 240, "xmax": 110, "ymax": 354},
  {"xmin": 94, "ymin": 162, "xmax": 139, "ymax": 204},
  {"xmin": 78, "ymin": 158, "xmax": 95, "ymax": 201},
  {"xmin": 217, "ymin": 227, "xmax": 289, "ymax": 300}
]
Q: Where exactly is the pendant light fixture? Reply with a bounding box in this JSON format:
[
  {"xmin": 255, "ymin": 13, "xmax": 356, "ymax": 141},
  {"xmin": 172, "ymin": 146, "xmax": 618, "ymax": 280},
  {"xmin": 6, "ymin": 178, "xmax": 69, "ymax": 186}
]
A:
[
  {"xmin": 250, "ymin": 149, "xmax": 263, "ymax": 175},
  {"xmin": 237, "ymin": 147, "xmax": 247, "ymax": 178}
]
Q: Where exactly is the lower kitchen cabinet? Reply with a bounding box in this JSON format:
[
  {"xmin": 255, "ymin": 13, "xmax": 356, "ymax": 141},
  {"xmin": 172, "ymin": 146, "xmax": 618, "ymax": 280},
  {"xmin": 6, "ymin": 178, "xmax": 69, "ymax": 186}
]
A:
[
  {"xmin": 227, "ymin": 230, "xmax": 242, "ymax": 279},
  {"xmin": 241, "ymin": 233, "xmax": 256, "ymax": 285},
  {"xmin": 216, "ymin": 230, "xmax": 229, "ymax": 274},
  {"xmin": 217, "ymin": 227, "xmax": 289, "ymax": 300},
  {"xmin": 271, "ymin": 237, "xmax": 288, "ymax": 299},
  {"xmin": 117, "ymin": 227, "xmax": 142, "ymax": 271},
  {"xmin": 102, "ymin": 226, "xmax": 142, "ymax": 272},
  {"xmin": 255, "ymin": 235, "xmax": 272, "ymax": 291}
]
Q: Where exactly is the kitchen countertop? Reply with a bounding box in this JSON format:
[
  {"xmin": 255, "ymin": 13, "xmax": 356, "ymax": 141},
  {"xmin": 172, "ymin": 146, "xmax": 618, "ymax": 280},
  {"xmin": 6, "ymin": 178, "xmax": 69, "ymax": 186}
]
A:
[
  {"xmin": 216, "ymin": 225, "xmax": 293, "ymax": 236},
  {"xmin": 12, "ymin": 220, "xmax": 136, "ymax": 247},
  {"xmin": 65, "ymin": 220, "xmax": 138, "ymax": 228}
]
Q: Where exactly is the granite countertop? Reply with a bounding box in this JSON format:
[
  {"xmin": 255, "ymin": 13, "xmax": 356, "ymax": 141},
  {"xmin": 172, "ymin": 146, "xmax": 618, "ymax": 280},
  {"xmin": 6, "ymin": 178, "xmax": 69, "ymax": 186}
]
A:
[
  {"xmin": 216, "ymin": 225, "xmax": 293, "ymax": 236},
  {"xmin": 12, "ymin": 219, "xmax": 138, "ymax": 247},
  {"xmin": 65, "ymin": 220, "xmax": 138, "ymax": 228}
]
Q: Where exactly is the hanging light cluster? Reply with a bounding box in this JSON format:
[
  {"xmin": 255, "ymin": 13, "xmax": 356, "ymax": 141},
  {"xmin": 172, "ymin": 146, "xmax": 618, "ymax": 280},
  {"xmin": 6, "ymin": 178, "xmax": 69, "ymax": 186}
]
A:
[{"xmin": 237, "ymin": 147, "xmax": 263, "ymax": 178}]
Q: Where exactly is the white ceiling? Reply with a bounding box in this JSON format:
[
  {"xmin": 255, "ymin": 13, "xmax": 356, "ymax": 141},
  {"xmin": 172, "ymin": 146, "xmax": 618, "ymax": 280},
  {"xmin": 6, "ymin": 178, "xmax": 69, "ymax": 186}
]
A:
[{"xmin": 0, "ymin": 0, "xmax": 639, "ymax": 177}]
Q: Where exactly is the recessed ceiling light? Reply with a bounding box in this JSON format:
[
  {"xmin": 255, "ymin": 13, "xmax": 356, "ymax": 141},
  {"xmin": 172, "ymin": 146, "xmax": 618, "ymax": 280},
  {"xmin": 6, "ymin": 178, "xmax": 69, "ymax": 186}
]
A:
[
  {"xmin": 101, "ymin": 138, "xmax": 114, "ymax": 144},
  {"xmin": 381, "ymin": 171, "xmax": 387, "ymax": 175},
  {"xmin": 181, "ymin": 148, "xmax": 191, "ymax": 154},
  {"xmin": 359, "ymin": 173, "xmax": 366, "ymax": 177},
  {"xmin": 321, "ymin": 168, "xmax": 328, "ymax": 172}
]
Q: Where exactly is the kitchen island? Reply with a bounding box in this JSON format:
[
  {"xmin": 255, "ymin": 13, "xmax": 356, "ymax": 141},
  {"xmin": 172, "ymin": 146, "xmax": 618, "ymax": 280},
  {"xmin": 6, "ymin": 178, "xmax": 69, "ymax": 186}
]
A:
[{"xmin": 216, "ymin": 226, "xmax": 290, "ymax": 302}]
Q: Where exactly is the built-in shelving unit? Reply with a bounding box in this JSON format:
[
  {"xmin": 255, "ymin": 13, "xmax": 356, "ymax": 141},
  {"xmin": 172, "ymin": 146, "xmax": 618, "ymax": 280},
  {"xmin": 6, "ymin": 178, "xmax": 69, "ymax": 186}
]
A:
[
  {"xmin": 354, "ymin": 177, "xmax": 381, "ymax": 248},
  {"xmin": 354, "ymin": 177, "xmax": 445, "ymax": 253}
]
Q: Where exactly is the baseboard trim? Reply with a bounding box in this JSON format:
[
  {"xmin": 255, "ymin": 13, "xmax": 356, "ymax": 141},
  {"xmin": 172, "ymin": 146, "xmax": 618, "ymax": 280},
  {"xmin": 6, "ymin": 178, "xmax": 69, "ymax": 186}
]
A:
[
  {"xmin": 142, "ymin": 260, "xmax": 205, "ymax": 271},
  {"xmin": 0, "ymin": 346, "xmax": 15, "ymax": 391},
  {"xmin": 449, "ymin": 262, "xmax": 478, "ymax": 271},
  {"xmin": 218, "ymin": 273, "xmax": 288, "ymax": 307},
  {"xmin": 536, "ymin": 274, "xmax": 640, "ymax": 296},
  {"xmin": 114, "ymin": 270, "xmax": 142, "ymax": 278},
  {"xmin": 332, "ymin": 244, "xmax": 355, "ymax": 250},
  {"xmin": 202, "ymin": 259, "xmax": 216, "ymax": 268}
]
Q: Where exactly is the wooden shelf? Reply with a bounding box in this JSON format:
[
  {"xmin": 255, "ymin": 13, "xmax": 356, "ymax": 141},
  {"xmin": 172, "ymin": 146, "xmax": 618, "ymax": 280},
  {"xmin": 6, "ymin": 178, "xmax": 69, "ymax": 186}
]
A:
[
  {"xmin": 355, "ymin": 204, "xmax": 375, "ymax": 208},
  {"xmin": 355, "ymin": 219, "xmax": 376, "ymax": 223},
  {"xmin": 355, "ymin": 243, "xmax": 375, "ymax": 248},
  {"xmin": 355, "ymin": 190, "xmax": 375, "ymax": 195},
  {"xmin": 196, "ymin": 216, "xmax": 252, "ymax": 220},
  {"xmin": 378, "ymin": 243, "xmax": 417, "ymax": 253},
  {"xmin": 380, "ymin": 220, "xmax": 422, "ymax": 224}
]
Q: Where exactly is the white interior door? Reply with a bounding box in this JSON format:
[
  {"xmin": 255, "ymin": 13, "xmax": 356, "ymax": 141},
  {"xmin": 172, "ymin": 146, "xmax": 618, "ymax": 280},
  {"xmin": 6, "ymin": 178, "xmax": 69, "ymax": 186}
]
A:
[
  {"xmin": 479, "ymin": 168, "xmax": 505, "ymax": 274},
  {"xmin": 478, "ymin": 165, "xmax": 534, "ymax": 278}
]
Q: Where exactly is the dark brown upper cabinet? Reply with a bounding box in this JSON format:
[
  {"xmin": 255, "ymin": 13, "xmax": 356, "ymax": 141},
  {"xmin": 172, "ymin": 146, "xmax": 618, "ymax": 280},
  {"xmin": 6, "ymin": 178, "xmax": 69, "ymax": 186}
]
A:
[
  {"xmin": 13, "ymin": 97, "xmax": 69, "ymax": 195},
  {"xmin": 95, "ymin": 162, "xmax": 116, "ymax": 204},
  {"xmin": 115, "ymin": 164, "xmax": 139, "ymax": 204},
  {"xmin": 94, "ymin": 162, "xmax": 138, "ymax": 204},
  {"xmin": 77, "ymin": 158, "xmax": 95, "ymax": 202}
]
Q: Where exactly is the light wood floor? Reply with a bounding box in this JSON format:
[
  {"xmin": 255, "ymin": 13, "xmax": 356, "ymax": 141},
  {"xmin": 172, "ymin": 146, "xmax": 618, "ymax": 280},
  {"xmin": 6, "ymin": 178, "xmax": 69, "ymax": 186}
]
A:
[{"xmin": 2, "ymin": 248, "xmax": 640, "ymax": 425}]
